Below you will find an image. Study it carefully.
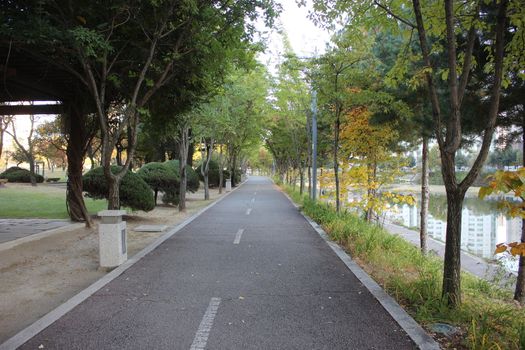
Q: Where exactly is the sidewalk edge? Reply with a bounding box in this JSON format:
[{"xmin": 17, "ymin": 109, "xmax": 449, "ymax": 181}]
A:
[
  {"xmin": 0, "ymin": 223, "xmax": 84, "ymax": 253},
  {"xmin": 0, "ymin": 181, "xmax": 246, "ymax": 350},
  {"xmin": 279, "ymin": 189, "xmax": 441, "ymax": 350}
]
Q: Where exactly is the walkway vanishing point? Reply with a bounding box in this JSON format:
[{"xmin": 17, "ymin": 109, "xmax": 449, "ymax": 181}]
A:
[{"xmin": 2, "ymin": 177, "xmax": 439, "ymax": 350}]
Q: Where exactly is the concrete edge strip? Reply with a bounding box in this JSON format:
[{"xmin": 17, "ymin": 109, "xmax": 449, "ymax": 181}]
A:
[
  {"xmin": 0, "ymin": 182, "xmax": 246, "ymax": 350},
  {"xmin": 278, "ymin": 189, "xmax": 440, "ymax": 350},
  {"xmin": 0, "ymin": 223, "xmax": 85, "ymax": 253}
]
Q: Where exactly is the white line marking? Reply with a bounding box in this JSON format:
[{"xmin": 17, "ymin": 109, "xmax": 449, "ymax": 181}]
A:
[
  {"xmin": 251, "ymin": 198, "xmax": 255, "ymax": 203},
  {"xmin": 233, "ymin": 229, "xmax": 244, "ymax": 244},
  {"xmin": 246, "ymin": 208, "xmax": 252, "ymax": 215},
  {"xmin": 190, "ymin": 297, "xmax": 221, "ymax": 350}
]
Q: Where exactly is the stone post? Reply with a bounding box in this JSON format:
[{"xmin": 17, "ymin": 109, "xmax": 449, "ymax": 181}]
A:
[{"xmin": 98, "ymin": 210, "xmax": 127, "ymax": 268}]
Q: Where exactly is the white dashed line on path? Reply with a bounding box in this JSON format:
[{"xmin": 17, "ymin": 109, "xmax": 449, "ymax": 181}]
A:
[
  {"xmin": 189, "ymin": 297, "xmax": 221, "ymax": 350},
  {"xmin": 233, "ymin": 229, "xmax": 244, "ymax": 244},
  {"xmin": 246, "ymin": 208, "xmax": 252, "ymax": 215}
]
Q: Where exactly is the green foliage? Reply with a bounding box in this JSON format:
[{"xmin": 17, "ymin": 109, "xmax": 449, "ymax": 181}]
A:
[
  {"xmin": 195, "ymin": 159, "xmax": 220, "ymax": 187},
  {"xmin": 82, "ymin": 166, "xmax": 154, "ymax": 212},
  {"xmin": 283, "ymin": 184, "xmax": 523, "ymax": 349},
  {"xmin": 0, "ymin": 167, "xmax": 44, "ymax": 183},
  {"xmin": 137, "ymin": 162, "xmax": 178, "ymax": 191},
  {"xmin": 165, "ymin": 160, "xmax": 199, "ymax": 192},
  {"xmin": 157, "ymin": 159, "xmax": 200, "ymax": 205}
]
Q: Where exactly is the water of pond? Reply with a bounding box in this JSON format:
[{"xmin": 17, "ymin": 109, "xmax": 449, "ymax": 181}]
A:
[{"xmin": 382, "ymin": 193, "xmax": 521, "ymax": 274}]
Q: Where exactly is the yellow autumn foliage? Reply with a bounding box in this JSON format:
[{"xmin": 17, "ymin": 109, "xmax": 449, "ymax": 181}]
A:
[
  {"xmin": 479, "ymin": 168, "xmax": 525, "ymax": 256},
  {"xmin": 319, "ymin": 106, "xmax": 415, "ymax": 219}
]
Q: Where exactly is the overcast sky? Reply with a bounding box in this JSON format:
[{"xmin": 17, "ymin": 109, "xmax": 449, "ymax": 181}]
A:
[{"xmin": 257, "ymin": 0, "xmax": 331, "ymax": 73}]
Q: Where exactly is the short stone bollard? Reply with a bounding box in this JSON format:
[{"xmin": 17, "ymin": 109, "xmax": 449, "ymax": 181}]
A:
[
  {"xmin": 98, "ymin": 210, "xmax": 127, "ymax": 269},
  {"xmin": 225, "ymin": 179, "xmax": 232, "ymax": 192}
]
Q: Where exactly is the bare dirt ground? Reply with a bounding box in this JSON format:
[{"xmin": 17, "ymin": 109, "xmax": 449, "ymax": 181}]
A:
[{"xmin": 0, "ymin": 187, "xmax": 223, "ymax": 343}]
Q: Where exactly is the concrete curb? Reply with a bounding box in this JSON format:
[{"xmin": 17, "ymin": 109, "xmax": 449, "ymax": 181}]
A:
[
  {"xmin": 0, "ymin": 182, "xmax": 246, "ymax": 350},
  {"xmin": 0, "ymin": 222, "xmax": 84, "ymax": 253},
  {"xmin": 279, "ymin": 189, "xmax": 441, "ymax": 350}
]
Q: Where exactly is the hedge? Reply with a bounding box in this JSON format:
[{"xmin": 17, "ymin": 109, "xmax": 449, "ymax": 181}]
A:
[
  {"xmin": 82, "ymin": 166, "xmax": 155, "ymax": 212},
  {"xmin": 0, "ymin": 167, "xmax": 44, "ymax": 183}
]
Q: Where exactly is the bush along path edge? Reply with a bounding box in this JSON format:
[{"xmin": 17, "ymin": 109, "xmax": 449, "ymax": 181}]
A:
[{"xmin": 278, "ymin": 183, "xmax": 525, "ymax": 350}]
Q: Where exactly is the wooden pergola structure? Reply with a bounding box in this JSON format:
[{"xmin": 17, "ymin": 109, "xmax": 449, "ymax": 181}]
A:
[
  {"xmin": 0, "ymin": 45, "xmax": 77, "ymax": 114},
  {"xmin": 1, "ymin": 43, "xmax": 95, "ymax": 224}
]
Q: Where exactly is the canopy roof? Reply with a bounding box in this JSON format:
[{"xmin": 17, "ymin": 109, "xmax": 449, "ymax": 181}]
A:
[{"xmin": 0, "ymin": 45, "xmax": 79, "ymax": 114}]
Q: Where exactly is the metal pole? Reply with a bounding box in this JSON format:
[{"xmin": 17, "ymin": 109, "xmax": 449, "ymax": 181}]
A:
[{"xmin": 311, "ymin": 90, "xmax": 318, "ymax": 201}]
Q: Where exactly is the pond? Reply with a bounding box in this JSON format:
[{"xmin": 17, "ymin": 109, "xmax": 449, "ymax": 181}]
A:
[{"xmin": 383, "ymin": 193, "xmax": 521, "ymax": 274}]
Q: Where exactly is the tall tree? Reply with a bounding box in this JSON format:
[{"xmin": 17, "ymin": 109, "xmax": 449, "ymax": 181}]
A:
[
  {"xmin": 0, "ymin": 115, "xmax": 10, "ymax": 161},
  {"xmin": 5, "ymin": 113, "xmax": 38, "ymax": 186},
  {"xmin": 1, "ymin": 0, "xmax": 278, "ymax": 209},
  {"xmin": 309, "ymin": 0, "xmax": 522, "ymax": 307},
  {"xmin": 313, "ymin": 32, "xmax": 373, "ymax": 212},
  {"xmin": 265, "ymin": 43, "xmax": 310, "ymax": 192}
]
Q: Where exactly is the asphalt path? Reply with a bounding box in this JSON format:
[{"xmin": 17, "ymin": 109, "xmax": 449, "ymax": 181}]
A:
[{"xmin": 20, "ymin": 176, "xmax": 416, "ymax": 349}]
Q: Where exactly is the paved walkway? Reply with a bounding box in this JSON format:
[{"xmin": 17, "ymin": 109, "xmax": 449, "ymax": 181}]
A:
[
  {"xmin": 15, "ymin": 177, "xmax": 418, "ymax": 349},
  {"xmin": 0, "ymin": 219, "xmax": 70, "ymax": 244}
]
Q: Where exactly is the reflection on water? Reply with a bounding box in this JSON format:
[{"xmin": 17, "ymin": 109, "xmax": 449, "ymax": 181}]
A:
[{"xmin": 383, "ymin": 194, "xmax": 520, "ymax": 274}]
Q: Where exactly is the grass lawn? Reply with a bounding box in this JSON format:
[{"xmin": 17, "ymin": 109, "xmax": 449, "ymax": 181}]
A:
[{"xmin": 0, "ymin": 184, "xmax": 107, "ymax": 219}]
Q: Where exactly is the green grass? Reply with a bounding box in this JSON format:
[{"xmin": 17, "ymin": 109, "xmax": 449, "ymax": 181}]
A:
[
  {"xmin": 281, "ymin": 184, "xmax": 525, "ymax": 350},
  {"xmin": 0, "ymin": 184, "xmax": 107, "ymax": 219}
]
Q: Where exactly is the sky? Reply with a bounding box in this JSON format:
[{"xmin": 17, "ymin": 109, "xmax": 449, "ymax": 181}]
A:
[{"xmin": 257, "ymin": 0, "xmax": 331, "ymax": 73}]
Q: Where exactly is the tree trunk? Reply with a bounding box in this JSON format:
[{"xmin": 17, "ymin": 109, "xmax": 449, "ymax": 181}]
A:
[
  {"xmin": 299, "ymin": 166, "xmax": 305, "ymax": 195},
  {"xmin": 0, "ymin": 129, "xmax": 4, "ymax": 161},
  {"xmin": 107, "ymin": 175, "xmax": 120, "ymax": 209},
  {"xmin": 366, "ymin": 162, "xmax": 378, "ymax": 222},
  {"xmin": 420, "ymin": 136, "xmax": 429, "ymax": 254},
  {"xmin": 116, "ymin": 146, "xmax": 123, "ymax": 166},
  {"xmin": 65, "ymin": 105, "xmax": 93, "ymax": 227},
  {"xmin": 515, "ymin": 118, "xmax": 525, "ymax": 304},
  {"xmin": 231, "ymin": 152, "xmax": 237, "ymax": 187},
  {"xmin": 308, "ymin": 165, "xmax": 312, "ymax": 198},
  {"xmin": 442, "ymin": 187, "xmax": 465, "ymax": 306},
  {"xmin": 218, "ymin": 144, "xmax": 224, "ymax": 194},
  {"xmin": 87, "ymin": 144, "xmax": 96, "ymax": 169},
  {"xmin": 334, "ymin": 117, "xmax": 341, "ymax": 212},
  {"xmin": 28, "ymin": 155, "xmax": 37, "ymax": 186},
  {"xmin": 178, "ymin": 126, "xmax": 189, "ymax": 212},
  {"xmin": 201, "ymin": 138, "xmax": 214, "ymax": 201}
]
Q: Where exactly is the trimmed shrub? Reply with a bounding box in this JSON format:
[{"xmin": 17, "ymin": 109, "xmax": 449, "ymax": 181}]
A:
[
  {"xmin": 0, "ymin": 167, "xmax": 44, "ymax": 183},
  {"xmin": 194, "ymin": 159, "xmax": 242, "ymax": 187},
  {"xmin": 165, "ymin": 160, "xmax": 199, "ymax": 192},
  {"xmin": 195, "ymin": 159, "xmax": 220, "ymax": 187},
  {"xmin": 137, "ymin": 162, "xmax": 179, "ymax": 204},
  {"xmin": 82, "ymin": 166, "xmax": 155, "ymax": 212}
]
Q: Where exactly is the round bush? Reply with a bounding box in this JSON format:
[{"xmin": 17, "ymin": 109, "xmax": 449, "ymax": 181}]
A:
[
  {"xmin": 0, "ymin": 166, "xmax": 44, "ymax": 183},
  {"xmin": 137, "ymin": 162, "xmax": 179, "ymax": 204},
  {"xmin": 82, "ymin": 166, "xmax": 155, "ymax": 212},
  {"xmin": 165, "ymin": 160, "xmax": 199, "ymax": 192},
  {"xmin": 195, "ymin": 159, "xmax": 221, "ymax": 187}
]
